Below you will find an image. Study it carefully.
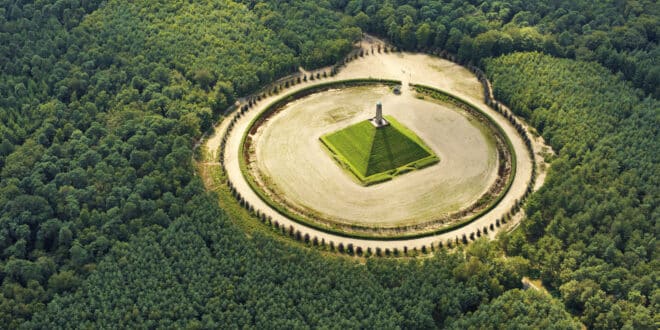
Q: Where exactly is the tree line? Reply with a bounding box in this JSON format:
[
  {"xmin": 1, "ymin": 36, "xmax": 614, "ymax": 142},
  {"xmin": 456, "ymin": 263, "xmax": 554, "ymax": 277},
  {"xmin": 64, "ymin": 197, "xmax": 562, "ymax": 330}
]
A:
[
  {"xmin": 0, "ymin": 0, "xmax": 656, "ymax": 328},
  {"xmin": 0, "ymin": 0, "xmax": 357, "ymax": 325},
  {"xmin": 487, "ymin": 52, "xmax": 657, "ymax": 329},
  {"xmin": 327, "ymin": 0, "xmax": 658, "ymax": 98}
]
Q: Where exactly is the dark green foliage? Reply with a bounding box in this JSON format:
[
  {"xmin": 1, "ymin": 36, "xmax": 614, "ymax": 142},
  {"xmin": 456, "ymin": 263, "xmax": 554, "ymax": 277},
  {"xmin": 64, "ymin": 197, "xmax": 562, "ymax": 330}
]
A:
[
  {"xmin": 450, "ymin": 289, "xmax": 581, "ymax": 329},
  {"xmin": 0, "ymin": 0, "xmax": 351, "ymax": 325},
  {"xmin": 27, "ymin": 197, "xmax": 534, "ymax": 328},
  {"xmin": 239, "ymin": 0, "xmax": 361, "ymax": 67},
  {"xmin": 0, "ymin": 0, "xmax": 657, "ymax": 328},
  {"xmin": 487, "ymin": 53, "xmax": 658, "ymax": 329},
  {"xmin": 333, "ymin": 0, "xmax": 659, "ymax": 98}
]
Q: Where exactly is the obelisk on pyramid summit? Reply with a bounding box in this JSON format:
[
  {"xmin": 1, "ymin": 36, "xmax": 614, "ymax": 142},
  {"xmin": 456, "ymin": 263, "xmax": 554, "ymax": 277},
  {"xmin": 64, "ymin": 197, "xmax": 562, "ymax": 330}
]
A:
[{"xmin": 370, "ymin": 101, "xmax": 390, "ymax": 128}]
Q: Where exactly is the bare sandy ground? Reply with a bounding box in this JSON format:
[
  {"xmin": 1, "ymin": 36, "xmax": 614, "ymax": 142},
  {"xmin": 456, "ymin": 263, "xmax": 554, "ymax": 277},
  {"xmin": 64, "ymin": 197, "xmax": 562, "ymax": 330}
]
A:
[
  {"xmin": 204, "ymin": 44, "xmax": 548, "ymax": 250},
  {"xmin": 253, "ymin": 86, "xmax": 499, "ymax": 227}
]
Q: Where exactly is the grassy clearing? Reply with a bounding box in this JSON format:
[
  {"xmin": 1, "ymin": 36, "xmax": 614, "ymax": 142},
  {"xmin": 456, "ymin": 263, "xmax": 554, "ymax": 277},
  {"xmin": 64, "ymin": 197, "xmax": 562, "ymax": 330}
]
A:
[
  {"xmin": 320, "ymin": 115, "xmax": 439, "ymax": 185},
  {"xmin": 237, "ymin": 79, "xmax": 515, "ymax": 239}
]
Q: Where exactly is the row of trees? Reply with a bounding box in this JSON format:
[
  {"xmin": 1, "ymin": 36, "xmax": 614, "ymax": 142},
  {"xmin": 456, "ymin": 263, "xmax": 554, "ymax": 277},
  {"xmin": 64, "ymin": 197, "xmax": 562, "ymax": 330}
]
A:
[
  {"xmin": 0, "ymin": 0, "xmax": 562, "ymax": 327},
  {"xmin": 0, "ymin": 0, "xmax": 655, "ymax": 328},
  {"xmin": 249, "ymin": 1, "xmax": 659, "ymax": 328}
]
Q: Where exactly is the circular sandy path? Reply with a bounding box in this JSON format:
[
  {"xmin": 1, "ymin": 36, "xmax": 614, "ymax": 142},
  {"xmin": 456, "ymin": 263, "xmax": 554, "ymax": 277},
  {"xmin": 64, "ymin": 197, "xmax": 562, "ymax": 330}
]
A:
[{"xmin": 205, "ymin": 47, "xmax": 548, "ymax": 250}]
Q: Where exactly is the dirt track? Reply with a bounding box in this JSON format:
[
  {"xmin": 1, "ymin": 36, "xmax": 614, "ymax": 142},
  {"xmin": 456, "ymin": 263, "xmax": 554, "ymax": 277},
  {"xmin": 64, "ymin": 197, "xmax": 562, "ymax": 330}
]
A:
[{"xmin": 204, "ymin": 43, "xmax": 550, "ymax": 250}]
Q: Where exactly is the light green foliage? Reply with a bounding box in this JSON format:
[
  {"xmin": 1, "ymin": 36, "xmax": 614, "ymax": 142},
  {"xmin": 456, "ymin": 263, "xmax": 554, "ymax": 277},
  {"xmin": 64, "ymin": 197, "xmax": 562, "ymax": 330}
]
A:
[
  {"xmin": 323, "ymin": 121, "xmax": 375, "ymax": 175},
  {"xmin": 0, "ymin": 0, "xmax": 657, "ymax": 328},
  {"xmin": 321, "ymin": 116, "xmax": 437, "ymax": 183}
]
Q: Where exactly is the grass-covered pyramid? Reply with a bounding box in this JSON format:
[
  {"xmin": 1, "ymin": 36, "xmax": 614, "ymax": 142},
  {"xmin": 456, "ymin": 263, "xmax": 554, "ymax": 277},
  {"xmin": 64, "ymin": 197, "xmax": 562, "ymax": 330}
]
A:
[{"xmin": 320, "ymin": 115, "xmax": 439, "ymax": 185}]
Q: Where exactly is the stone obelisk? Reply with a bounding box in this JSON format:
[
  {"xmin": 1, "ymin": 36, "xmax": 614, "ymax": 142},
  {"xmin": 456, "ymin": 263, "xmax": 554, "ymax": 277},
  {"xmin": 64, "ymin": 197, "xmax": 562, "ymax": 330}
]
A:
[{"xmin": 370, "ymin": 101, "xmax": 390, "ymax": 128}]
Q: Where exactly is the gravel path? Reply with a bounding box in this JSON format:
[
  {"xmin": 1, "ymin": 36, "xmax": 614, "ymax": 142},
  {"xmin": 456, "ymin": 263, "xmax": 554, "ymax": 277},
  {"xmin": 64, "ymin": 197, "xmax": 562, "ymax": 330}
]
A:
[{"xmin": 204, "ymin": 46, "xmax": 549, "ymax": 250}]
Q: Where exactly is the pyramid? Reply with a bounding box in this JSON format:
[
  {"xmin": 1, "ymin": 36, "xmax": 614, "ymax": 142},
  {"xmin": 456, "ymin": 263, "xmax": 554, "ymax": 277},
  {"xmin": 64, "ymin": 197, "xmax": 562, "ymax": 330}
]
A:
[{"xmin": 320, "ymin": 116, "xmax": 438, "ymax": 184}]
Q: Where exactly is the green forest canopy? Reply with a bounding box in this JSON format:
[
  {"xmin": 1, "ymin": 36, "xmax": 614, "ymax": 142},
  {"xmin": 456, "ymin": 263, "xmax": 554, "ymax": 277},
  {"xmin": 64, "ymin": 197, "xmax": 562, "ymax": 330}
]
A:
[{"xmin": 0, "ymin": 0, "xmax": 657, "ymax": 328}]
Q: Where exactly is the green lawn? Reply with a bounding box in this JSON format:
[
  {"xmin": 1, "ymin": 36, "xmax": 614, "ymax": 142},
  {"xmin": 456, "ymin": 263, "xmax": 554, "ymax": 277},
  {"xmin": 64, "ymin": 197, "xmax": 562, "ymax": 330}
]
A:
[{"xmin": 320, "ymin": 115, "xmax": 439, "ymax": 185}]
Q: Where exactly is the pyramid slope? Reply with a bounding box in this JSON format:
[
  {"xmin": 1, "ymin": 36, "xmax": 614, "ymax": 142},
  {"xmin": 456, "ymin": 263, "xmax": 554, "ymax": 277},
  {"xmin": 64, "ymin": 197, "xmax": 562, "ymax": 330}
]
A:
[
  {"xmin": 321, "ymin": 116, "xmax": 438, "ymax": 184},
  {"xmin": 322, "ymin": 120, "xmax": 376, "ymax": 175},
  {"xmin": 366, "ymin": 124, "xmax": 431, "ymax": 176}
]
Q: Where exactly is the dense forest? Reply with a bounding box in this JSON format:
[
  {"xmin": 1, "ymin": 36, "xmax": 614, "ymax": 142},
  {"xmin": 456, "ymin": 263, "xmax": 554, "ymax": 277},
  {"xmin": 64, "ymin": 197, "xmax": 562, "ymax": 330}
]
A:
[
  {"xmin": 320, "ymin": 0, "xmax": 659, "ymax": 98},
  {"xmin": 0, "ymin": 0, "xmax": 657, "ymax": 328},
  {"xmin": 487, "ymin": 52, "xmax": 658, "ymax": 329}
]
